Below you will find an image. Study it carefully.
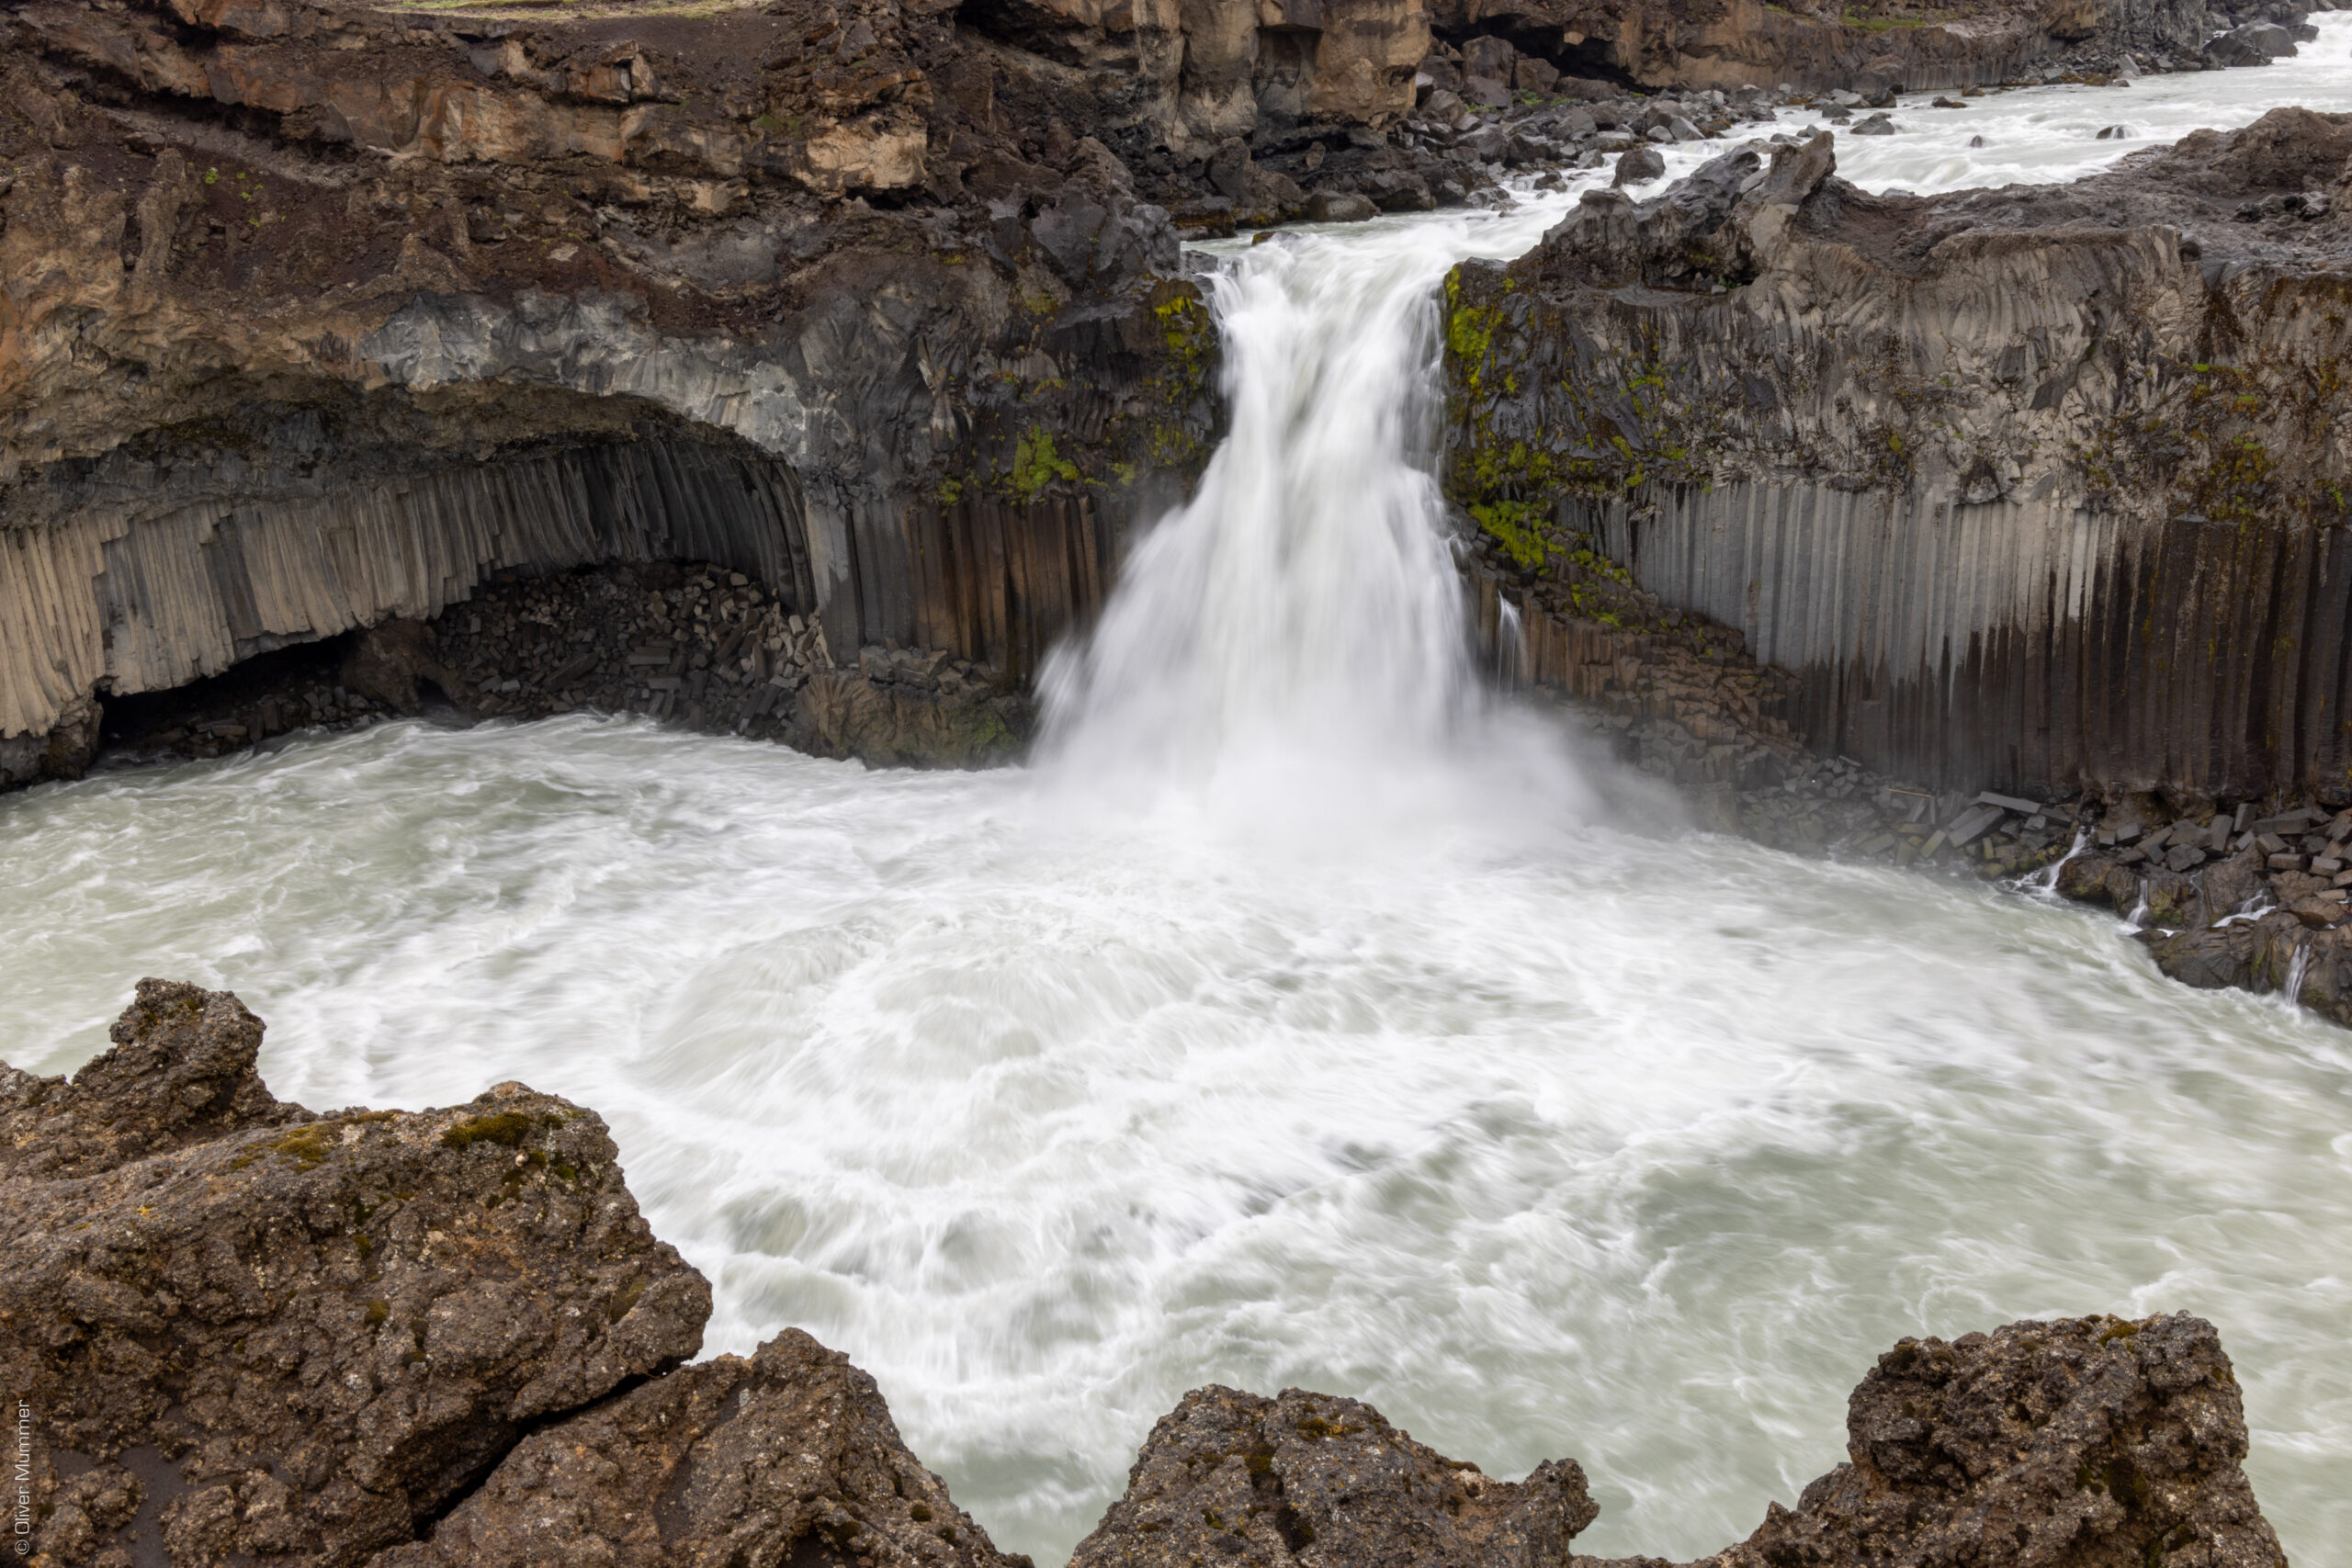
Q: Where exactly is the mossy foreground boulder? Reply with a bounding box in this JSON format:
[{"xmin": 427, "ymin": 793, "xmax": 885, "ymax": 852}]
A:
[{"xmin": 2, "ymin": 984, "xmax": 2289, "ymax": 1567}]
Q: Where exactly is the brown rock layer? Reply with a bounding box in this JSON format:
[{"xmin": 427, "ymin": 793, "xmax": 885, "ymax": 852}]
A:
[
  {"xmin": 1070, "ymin": 1385, "xmax": 1598, "ymax": 1568},
  {"xmin": 375, "ymin": 1328, "xmax": 1025, "ymax": 1568}
]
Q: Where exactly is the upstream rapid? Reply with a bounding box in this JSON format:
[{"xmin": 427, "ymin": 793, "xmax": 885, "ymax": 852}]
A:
[{"xmin": 8, "ymin": 31, "xmax": 2352, "ymax": 1566}]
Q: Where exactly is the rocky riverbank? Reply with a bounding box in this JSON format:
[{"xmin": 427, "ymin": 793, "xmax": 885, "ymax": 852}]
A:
[
  {"xmin": 4, "ymin": 981, "xmax": 2293, "ymax": 1568},
  {"xmin": 1441, "ymin": 95, "xmax": 2352, "ymax": 1021}
]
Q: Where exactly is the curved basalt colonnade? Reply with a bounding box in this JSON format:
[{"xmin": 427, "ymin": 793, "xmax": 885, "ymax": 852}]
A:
[
  {"xmin": 0, "ymin": 0, "xmax": 1228, "ymax": 787},
  {"xmin": 3, "ymin": 982, "xmax": 2295, "ymax": 1568}
]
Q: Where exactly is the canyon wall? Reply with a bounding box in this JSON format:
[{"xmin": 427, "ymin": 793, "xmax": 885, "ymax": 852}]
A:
[
  {"xmin": 1425, "ymin": 0, "xmax": 2215, "ymax": 95},
  {"xmin": 1444, "ymin": 111, "xmax": 2352, "ymax": 800},
  {"xmin": 0, "ymin": 0, "xmax": 1234, "ymax": 786}
]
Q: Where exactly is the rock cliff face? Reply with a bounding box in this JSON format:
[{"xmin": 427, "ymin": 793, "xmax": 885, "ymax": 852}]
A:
[
  {"xmin": 3, "ymin": 983, "xmax": 2294, "ymax": 1568},
  {"xmin": 1423, "ymin": 0, "xmax": 2211, "ymax": 95},
  {"xmin": 0, "ymin": 0, "xmax": 1238, "ymax": 786},
  {"xmin": 1444, "ymin": 109, "xmax": 2352, "ymax": 802},
  {"xmin": 5, "ymin": 0, "xmax": 2301, "ymax": 792}
]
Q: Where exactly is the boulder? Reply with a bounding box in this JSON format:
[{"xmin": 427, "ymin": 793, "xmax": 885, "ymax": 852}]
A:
[
  {"xmin": 376, "ymin": 1329, "xmax": 1023, "ymax": 1568},
  {"xmin": 1307, "ymin": 189, "xmax": 1381, "ymax": 222},
  {"xmin": 1613, "ymin": 145, "xmax": 1668, "ymax": 186},
  {"xmin": 7, "ymin": 982, "xmax": 711, "ymax": 1566},
  {"xmin": 1462, "ymin": 35, "xmax": 1519, "ymax": 81},
  {"xmin": 2202, "ymin": 23, "xmax": 2289, "ymax": 64},
  {"xmin": 1068, "ymin": 1385, "xmax": 1596, "ymax": 1567},
  {"xmin": 1683, "ymin": 1314, "xmax": 2286, "ymax": 1568},
  {"xmin": 2056, "ymin": 850, "xmax": 2139, "ymax": 910}
]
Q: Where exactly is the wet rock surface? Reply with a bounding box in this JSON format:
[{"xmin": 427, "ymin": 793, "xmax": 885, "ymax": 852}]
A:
[
  {"xmin": 375, "ymin": 1328, "xmax": 1025, "ymax": 1568},
  {"xmin": 379, "ymin": 560, "xmax": 1031, "ymax": 770},
  {"xmin": 5, "ymin": 980, "xmax": 711, "ymax": 1566},
  {"xmin": 91, "ymin": 558, "xmax": 1029, "ymax": 775},
  {"xmin": 1070, "ymin": 1385, "xmax": 1598, "ymax": 1568},
  {"xmin": 2, "ymin": 985, "xmax": 2294, "ymax": 1566}
]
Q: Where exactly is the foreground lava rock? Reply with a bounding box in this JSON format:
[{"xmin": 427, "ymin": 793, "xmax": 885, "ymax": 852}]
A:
[
  {"xmin": 375, "ymin": 1328, "xmax": 1022, "ymax": 1568},
  {"xmin": 2, "ymin": 980, "xmax": 712, "ymax": 1565},
  {"xmin": 1665, "ymin": 1314, "xmax": 2286, "ymax": 1568},
  {"xmin": 1069, "ymin": 1386, "xmax": 1598, "ymax": 1567},
  {"xmin": 5, "ymin": 983, "xmax": 2290, "ymax": 1566}
]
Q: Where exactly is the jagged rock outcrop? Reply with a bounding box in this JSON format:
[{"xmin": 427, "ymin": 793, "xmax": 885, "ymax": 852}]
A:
[
  {"xmin": 1069, "ymin": 1385, "xmax": 1598, "ymax": 1568},
  {"xmin": 1669, "ymin": 1314, "xmax": 2286, "ymax": 1568},
  {"xmin": 373, "ymin": 1328, "xmax": 1023, "ymax": 1568},
  {"xmin": 2, "ymin": 983, "xmax": 2296, "ymax": 1566},
  {"xmin": 1421, "ymin": 0, "xmax": 2212, "ymax": 95},
  {"xmin": 5, "ymin": 979, "xmax": 712, "ymax": 1566},
  {"xmin": 1066, "ymin": 1316, "xmax": 2283, "ymax": 1568},
  {"xmin": 2053, "ymin": 796, "xmax": 2352, "ymax": 1023},
  {"xmin": 1443, "ymin": 109, "xmax": 2352, "ymax": 801}
]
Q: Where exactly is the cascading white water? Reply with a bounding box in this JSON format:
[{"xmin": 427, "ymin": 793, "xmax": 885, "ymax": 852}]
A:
[
  {"xmin": 1033, "ymin": 198, "xmax": 1605, "ymax": 840},
  {"xmin": 1036, "ymin": 231, "xmax": 1474, "ymax": 772},
  {"xmin": 7, "ymin": 31, "xmax": 2352, "ymax": 1566}
]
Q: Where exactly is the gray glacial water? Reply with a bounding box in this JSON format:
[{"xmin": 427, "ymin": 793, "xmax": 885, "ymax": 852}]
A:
[{"xmin": 6, "ymin": 31, "xmax": 2352, "ymax": 1564}]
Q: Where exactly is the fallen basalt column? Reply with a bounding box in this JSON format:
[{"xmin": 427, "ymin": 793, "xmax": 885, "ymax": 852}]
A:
[{"xmin": 5, "ymin": 984, "xmax": 2290, "ymax": 1566}]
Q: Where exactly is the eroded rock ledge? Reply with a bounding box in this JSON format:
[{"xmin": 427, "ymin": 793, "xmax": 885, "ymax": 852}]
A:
[{"xmin": 6, "ymin": 981, "xmax": 2290, "ymax": 1567}]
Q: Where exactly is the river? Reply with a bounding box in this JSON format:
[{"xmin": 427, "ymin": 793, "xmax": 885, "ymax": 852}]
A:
[{"xmin": 6, "ymin": 28, "xmax": 2352, "ymax": 1564}]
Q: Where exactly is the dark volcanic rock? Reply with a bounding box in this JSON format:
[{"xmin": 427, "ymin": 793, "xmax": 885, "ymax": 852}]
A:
[
  {"xmin": 1443, "ymin": 110, "xmax": 2352, "ymax": 804},
  {"xmin": 0, "ymin": 981, "xmax": 300, "ymax": 1179},
  {"xmin": 1070, "ymin": 1385, "xmax": 1597, "ymax": 1568},
  {"xmin": 1673, "ymin": 1314, "xmax": 2286, "ymax": 1568},
  {"xmin": 6, "ymin": 981, "xmax": 710, "ymax": 1567},
  {"xmin": 1073, "ymin": 1315, "xmax": 2284, "ymax": 1568},
  {"xmin": 376, "ymin": 1328, "xmax": 1024, "ymax": 1568}
]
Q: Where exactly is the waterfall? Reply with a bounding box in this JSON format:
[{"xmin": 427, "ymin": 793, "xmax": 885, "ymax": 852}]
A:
[
  {"xmin": 1496, "ymin": 595, "xmax": 1525, "ymax": 690},
  {"xmin": 1034, "ymin": 204, "xmax": 1602, "ymax": 835},
  {"xmin": 1036, "ymin": 231, "xmax": 1470, "ymax": 762}
]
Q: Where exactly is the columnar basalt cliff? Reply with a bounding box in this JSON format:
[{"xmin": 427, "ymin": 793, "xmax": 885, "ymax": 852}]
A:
[
  {"xmin": 5, "ymin": 0, "xmax": 2321, "ymax": 791},
  {"xmin": 3, "ymin": 983, "xmax": 2291, "ymax": 1567},
  {"xmin": 0, "ymin": 0, "xmax": 1249, "ymax": 787},
  {"xmin": 1443, "ymin": 109, "xmax": 2352, "ymax": 805}
]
